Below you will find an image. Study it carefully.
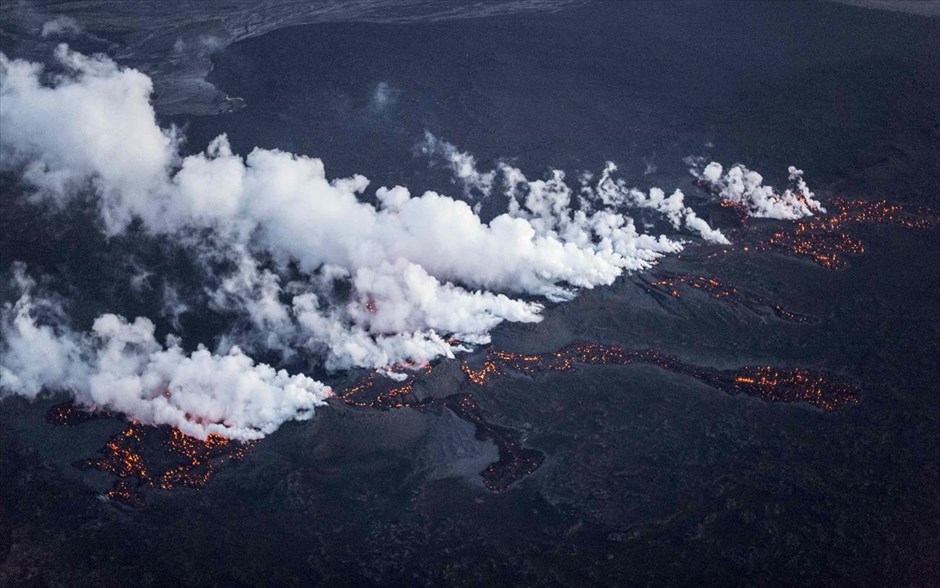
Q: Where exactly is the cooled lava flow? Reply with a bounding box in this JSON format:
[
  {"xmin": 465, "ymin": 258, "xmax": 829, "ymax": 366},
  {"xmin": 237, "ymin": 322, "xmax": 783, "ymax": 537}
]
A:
[
  {"xmin": 49, "ymin": 337, "xmax": 860, "ymax": 502},
  {"xmin": 337, "ymin": 365, "xmax": 541, "ymax": 492},
  {"xmin": 47, "ymin": 404, "xmax": 255, "ymax": 506},
  {"xmin": 334, "ymin": 342, "xmax": 858, "ymax": 493},
  {"xmin": 640, "ymin": 271, "xmax": 814, "ymax": 323},
  {"xmin": 439, "ymin": 394, "xmax": 544, "ymax": 493},
  {"xmin": 703, "ymin": 197, "xmax": 937, "ymax": 269},
  {"xmin": 461, "ymin": 343, "xmax": 860, "ymax": 411}
]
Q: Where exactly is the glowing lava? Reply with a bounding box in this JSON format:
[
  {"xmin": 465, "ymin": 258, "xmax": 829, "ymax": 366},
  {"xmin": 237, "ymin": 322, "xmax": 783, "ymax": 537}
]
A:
[
  {"xmin": 80, "ymin": 424, "xmax": 255, "ymax": 505},
  {"xmin": 338, "ymin": 362, "xmax": 431, "ymax": 409},
  {"xmin": 642, "ymin": 272, "xmax": 814, "ymax": 323},
  {"xmin": 333, "ymin": 341, "xmax": 859, "ymax": 493},
  {"xmin": 47, "ymin": 404, "xmax": 256, "ymax": 506},
  {"xmin": 460, "ymin": 343, "xmax": 860, "ymax": 411},
  {"xmin": 47, "ymin": 402, "xmax": 112, "ymax": 425},
  {"xmin": 703, "ymin": 197, "xmax": 937, "ymax": 269}
]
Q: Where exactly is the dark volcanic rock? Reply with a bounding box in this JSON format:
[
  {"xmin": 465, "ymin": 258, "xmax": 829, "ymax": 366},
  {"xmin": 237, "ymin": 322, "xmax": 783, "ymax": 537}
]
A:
[{"xmin": 1, "ymin": 1, "xmax": 939, "ymax": 586}]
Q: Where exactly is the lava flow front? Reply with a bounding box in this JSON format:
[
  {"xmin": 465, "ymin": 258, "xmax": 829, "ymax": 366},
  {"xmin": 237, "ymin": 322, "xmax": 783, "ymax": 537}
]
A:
[
  {"xmin": 703, "ymin": 197, "xmax": 937, "ymax": 269},
  {"xmin": 336, "ymin": 364, "xmax": 542, "ymax": 492},
  {"xmin": 81, "ymin": 424, "xmax": 255, "ymax": 506},
  {"xmin": 48, "ymin": 405, "xmax": 256, "ymax": 506}
]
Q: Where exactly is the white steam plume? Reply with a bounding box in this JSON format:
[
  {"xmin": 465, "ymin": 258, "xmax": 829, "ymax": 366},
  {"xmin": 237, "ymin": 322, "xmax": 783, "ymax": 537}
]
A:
[
  {"xmin": 691, "ymin": 161, "xmax": 825, "ymax": 219},
  {"xmin": 419, "ymin": 135, "xmax": 730, "ymax": 245},
  {"xmin": 1, "ymin": 47, "xmax": 732, "ymax": 436},
  {"xmin": 417, "ymin": 131, "xmax": 495, "ymax": 199},
  {"xmin": 0, "ymin": 268, "xmax": 329, "ymax": 440},
  {"xmin": 40, "ymin": 16, "xmax": 83, "ymax": 39}
]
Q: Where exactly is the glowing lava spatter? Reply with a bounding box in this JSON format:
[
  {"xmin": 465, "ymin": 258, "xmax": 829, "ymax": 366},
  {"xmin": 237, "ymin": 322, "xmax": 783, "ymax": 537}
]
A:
[
  {"xmin": 47, "ymin": 402, "xmax": 112, "ymax": 425},
  {"xmin": 78, "ymin": 424, "xmax": 255, "ymax": 505},
  {"xmin": 47, "ymin": 404, "xmax": 256, "ymax": 506},
  {"xmin": 338, "ymin": 362, "xmax": 431, "ymax": 409},
  {"xmin": 720, "ymin": 367, "xmax": 857, "ymax": 411},
  {"xmin": 763, "ymin": 228, "xmax": 864, "ymax": 270},
  {"xmin": 701, "ymin": 197, "xmax": 938, "ymax": 269},
  {"xmin": 758, "ymin": 197, "xmax": 936, "ymax": 269}
]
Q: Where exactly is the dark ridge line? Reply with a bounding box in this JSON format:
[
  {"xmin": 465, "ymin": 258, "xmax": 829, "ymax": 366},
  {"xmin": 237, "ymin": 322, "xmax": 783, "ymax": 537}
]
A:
[{"xmin": 637, "ymin": 271, "xmax": 815, "ymax": 323}]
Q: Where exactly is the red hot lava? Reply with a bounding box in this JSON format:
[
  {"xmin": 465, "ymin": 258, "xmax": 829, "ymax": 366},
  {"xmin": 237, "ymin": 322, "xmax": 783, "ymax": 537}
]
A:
[
  {"xmin": 461, "ymin": 343, "xmax": 859, "ymax": 411},
  {"xmin": 47, "ymin": 404, "xmax": 256, "ymax": 506}
]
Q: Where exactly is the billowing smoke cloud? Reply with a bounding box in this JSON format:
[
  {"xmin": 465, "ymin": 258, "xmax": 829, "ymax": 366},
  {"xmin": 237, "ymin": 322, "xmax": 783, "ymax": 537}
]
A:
[
  {"xmin": 0, "ymin": 47, "xmax": 177, "ymax": 232},
  {"xmin": 691, "ymin": 161, "xmax": 825, "ymax": 219},
  {"xmin": 0, "ymin": 267, "xmax": 329, "ymax": 440},
  {"xmin": 1, "ymin": 47, "xmax": 734, "ymax": 437}
]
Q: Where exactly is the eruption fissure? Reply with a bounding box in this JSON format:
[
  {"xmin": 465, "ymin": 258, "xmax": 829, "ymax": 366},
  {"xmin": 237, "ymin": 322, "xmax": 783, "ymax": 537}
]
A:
[
  {"xmin": 48, "ymin": 404, "xmax": 256, "ymax": 506},
  {"xmin": 335, "ymin": 342, "xmax": 859, "ymax": 492},
  {"xmin": 47, "ymin": 329, "xmax": 859, "ymax": 501},
  {"xmin": 2, "ymin": 48, "xmax": 737, "ymax": 436},
  {"xmin": 697, "ymin": 197, "xmax": 938, "ymax": 269},
  {"xmin": 641, "ymin": 272, "xmax": 814, "ymax": 323},
  {"xmin": 3, "ymin": 46, "xmax": 934, "ymax": 501}
]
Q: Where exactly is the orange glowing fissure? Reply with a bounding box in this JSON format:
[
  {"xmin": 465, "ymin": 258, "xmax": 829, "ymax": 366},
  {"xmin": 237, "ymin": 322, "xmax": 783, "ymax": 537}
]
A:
[
  {"xmin": 49, "ymin": 405, "xmax": 256, "ymax": 506},
  {"xmin": 49, "ymin": 196, "xmax": 928, "ymax": 501},
  {"xmin": 51, "ymin": 339, "xmax": 861, "ymax": 501},
  {"xmin": 702, "ymin": 197, "xmax": 938, "ymax": 269},
  {"xmin": 458, "ymin": 343, "xmax": 860, "ymax": 412}
]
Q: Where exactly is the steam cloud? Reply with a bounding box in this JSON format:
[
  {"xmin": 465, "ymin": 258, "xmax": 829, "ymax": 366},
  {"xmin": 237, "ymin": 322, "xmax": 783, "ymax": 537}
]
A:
[
  {"xmin": 418, "ymin": 134, "xmax": 730, "ymax": 245},
  {"xmin": 691, "ymin": 161, "xmax": 825, "ymax": 219},
  {"xmin": 1, "ymin": 267, "xmax": 328, "ymax": 440},
  {"xmin": 40, "ymin": 16, "xmax": 83, "ymax": 38},
  {"xmin": 1, "ymin": 47, "xmax": 754, "ymax": 438}
]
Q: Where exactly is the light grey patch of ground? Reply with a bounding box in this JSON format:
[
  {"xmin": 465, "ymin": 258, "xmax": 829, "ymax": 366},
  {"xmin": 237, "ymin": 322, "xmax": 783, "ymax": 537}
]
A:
[
  {"xmin": 417, "ymin": 407, "xmax": 498, "ymax": 487},
  {"xmin": 827, "ymin": 0, "xmax": 940, "ymax": 17}
]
